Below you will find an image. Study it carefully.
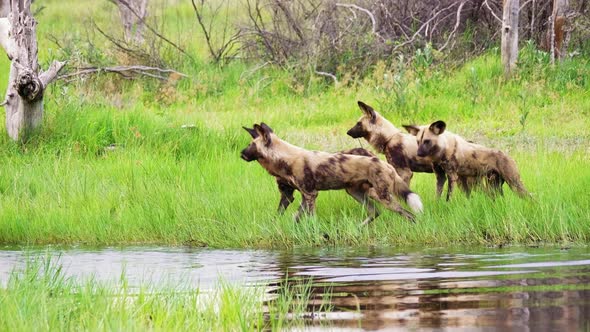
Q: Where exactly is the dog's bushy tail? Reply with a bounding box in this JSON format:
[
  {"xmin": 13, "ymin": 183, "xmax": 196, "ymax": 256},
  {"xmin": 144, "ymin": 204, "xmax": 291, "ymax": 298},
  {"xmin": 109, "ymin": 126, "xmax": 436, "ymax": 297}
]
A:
[
  {"xmin": 385, "ymin": 164, "xmax": 424, "ymax": 213},
  {"xmin": 400, "ymin": 189, "xmax": 424, "ymax": 213}
]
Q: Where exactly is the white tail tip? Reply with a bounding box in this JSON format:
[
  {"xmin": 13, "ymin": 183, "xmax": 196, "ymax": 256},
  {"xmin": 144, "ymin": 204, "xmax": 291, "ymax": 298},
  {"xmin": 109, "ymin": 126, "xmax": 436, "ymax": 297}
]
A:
[{"xmin": 407, "ymin": 193, "xmax": 423, "ymax": 213}]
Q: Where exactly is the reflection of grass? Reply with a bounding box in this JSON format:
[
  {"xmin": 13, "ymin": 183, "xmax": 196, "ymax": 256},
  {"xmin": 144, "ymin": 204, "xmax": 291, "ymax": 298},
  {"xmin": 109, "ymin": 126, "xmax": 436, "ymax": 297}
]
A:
[
  {"xmin": 0, "ymin": 258, "xmax": 331, "ymax": 331},
  {"xmin": 266, "ymin": 277, "xmax": 334, "ymax": 330},
  {"xmin": 0, "ymin": 2, "xmax": 588, "ymax": 248}
]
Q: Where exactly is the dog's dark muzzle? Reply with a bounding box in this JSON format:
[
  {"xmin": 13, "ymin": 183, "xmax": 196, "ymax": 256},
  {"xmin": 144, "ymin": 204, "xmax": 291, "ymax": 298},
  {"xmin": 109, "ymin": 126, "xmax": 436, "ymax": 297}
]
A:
[
  {"xmin": 416, "ymin": 147, "xmax": 428, "ymax": 158},
  {"xmin": 240, "ymin": 149, "xmax": 256, "ymax": 162},
  {"xmin": 347, "ymin": 127, "xmax": 363, "ymax": 138}
]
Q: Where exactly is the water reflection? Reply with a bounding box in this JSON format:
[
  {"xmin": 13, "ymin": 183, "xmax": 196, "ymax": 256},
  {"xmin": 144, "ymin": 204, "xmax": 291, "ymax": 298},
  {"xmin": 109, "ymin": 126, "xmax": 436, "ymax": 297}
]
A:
[
  {"xmin": 268, "ymin": 247, "xmax": 590, "ymax": 331},
  {"xmin": 0, "ymin": 246, "xmax": 281, "ymax": 288},
  {"xmin": 1, "ymin": 245, "xmax": 589, "ymax": 330}
]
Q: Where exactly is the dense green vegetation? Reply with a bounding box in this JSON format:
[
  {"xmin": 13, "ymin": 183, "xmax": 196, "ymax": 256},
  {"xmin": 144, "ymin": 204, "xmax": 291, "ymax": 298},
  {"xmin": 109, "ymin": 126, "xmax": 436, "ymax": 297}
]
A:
[{"xmin": 0, "ymin": 0, "xmax": 588, "ymax": 248}]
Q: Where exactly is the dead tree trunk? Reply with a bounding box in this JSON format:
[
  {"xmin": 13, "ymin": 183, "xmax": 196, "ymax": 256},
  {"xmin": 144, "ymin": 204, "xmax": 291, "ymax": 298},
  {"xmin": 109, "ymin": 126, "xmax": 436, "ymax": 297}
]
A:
[
  {"xmin": 0, "ymin": 0, "xmax": 65, "ymax": 141},
  {"xmin": 550, "ymin": 0, "xmax": 569, "ymax": 63},
  {"xmin": 115, "ymin": 0, "xmax": 148, "ymax": 44},
  {"xmin": 0, "ymin": 1, "xmax": 8, "ymax": 16},
  {"xmin": 501, "ymin": 0, "xmax": 520, "ymax": 78}
]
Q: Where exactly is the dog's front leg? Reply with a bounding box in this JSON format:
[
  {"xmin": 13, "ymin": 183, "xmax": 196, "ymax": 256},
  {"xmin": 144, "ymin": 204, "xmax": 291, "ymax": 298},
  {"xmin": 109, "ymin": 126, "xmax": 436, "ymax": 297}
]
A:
[
  {"xmin": 434, "ymin": 164, "xmax": 446, "ymax": 198},
  {"xmin": 276, "ymin": 178, "xmax": 296, "ymax": 214},
  {"xmin": 294, "ymin": 191, "xmax": 318, "ymax": 222},
  {"xmin": 446, "ymin": 172, "xmax": 459, "ymax": 201}
]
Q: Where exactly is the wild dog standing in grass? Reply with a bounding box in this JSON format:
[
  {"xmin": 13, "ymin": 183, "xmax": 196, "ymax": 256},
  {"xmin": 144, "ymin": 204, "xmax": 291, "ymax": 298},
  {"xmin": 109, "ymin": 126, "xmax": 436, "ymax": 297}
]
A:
[
  {"xmin": 403, "ymin": 121, "xmax": 530, "ymax": 200},
  {"xmin": 243, "ymin": 128, "xmax": 378, "ymax": 215},
  {"xmin": 241, "ymin": 123, "xmax": 423, "ymax": 224},
  {"xmin": 347, "ymin": 101, "xmax": 447, "ymax": 197}
]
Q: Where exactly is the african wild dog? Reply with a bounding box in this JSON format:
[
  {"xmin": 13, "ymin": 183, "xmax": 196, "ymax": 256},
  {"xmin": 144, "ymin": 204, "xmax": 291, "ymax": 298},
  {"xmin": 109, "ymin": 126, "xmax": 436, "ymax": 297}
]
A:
[
  {"xmin": 347, "ymin": 101, "xmax": 447, "ymax": 197},
  {"xmin": 241, "ymin": 123, "xmax": 423, "ymax": 224},
  {"xmin": 403, "ymin": 121, "xmax": 530, "ymax": 200},
  {"xmin": 272, "ymin": 147, "xmax": 378, "ymax": 215}
]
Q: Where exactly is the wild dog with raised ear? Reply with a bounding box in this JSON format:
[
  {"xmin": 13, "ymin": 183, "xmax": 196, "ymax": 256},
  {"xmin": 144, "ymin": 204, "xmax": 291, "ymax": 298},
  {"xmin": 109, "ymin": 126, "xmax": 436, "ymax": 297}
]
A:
[
  {"xmin": 347, "ymin": 101, "xmax": 447, "ymax": 196},
  {"xmin": 241, "ymin": 123, "xmax": 423, "ymax": 224},
  {"xmin": 403, "ymin": 121, "xmax": 530, "ymax": 200}
]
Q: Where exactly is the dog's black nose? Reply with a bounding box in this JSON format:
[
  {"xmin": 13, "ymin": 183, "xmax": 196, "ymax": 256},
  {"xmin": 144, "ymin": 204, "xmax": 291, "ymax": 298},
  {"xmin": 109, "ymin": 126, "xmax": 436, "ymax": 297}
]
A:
[
  {"xmin": 240, "ymin": 150, "xmax": 249, "ymax": 161},
  {"xmin": 240, "ymin": 150, "xmax": 255, "ymax": 162}
]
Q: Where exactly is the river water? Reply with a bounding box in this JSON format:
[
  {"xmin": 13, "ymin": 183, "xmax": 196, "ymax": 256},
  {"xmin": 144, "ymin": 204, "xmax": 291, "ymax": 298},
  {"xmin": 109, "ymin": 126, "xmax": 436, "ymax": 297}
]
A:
[{"xmin": 1, "ymin": 245, "xmax": 589, "ymax": 331}]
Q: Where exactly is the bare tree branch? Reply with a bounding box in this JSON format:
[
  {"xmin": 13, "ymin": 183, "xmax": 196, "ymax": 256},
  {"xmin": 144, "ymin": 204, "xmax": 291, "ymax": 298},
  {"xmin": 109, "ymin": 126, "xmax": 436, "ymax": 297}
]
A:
[
  {"xmin": 113, "ymin": 0, "xmax": 194, "ymax": 62},
  {"xmin": 439, "ymin": 1, "xmax": 467, "ymax": 51},
  {"xmin": 315, "ymin": 70, "xmax": 338, "ymax": 85},
  {"xmin": 391, "ymin": 2, "xmax": 459, "ymax": 53},
  {"xmin": 484, "ymin": 0, "xmax": 503, "ymax": 23},
  {"xmin": 335, "ymin": 3, "xmax": 382, "ymax": 39},
  {"xmin": 39, "ymin": 60, "xmax": 67, "ymax": 87},
  {"xmin": 191, "ymin": 0, "xmax": 241, "ymax": 63}
]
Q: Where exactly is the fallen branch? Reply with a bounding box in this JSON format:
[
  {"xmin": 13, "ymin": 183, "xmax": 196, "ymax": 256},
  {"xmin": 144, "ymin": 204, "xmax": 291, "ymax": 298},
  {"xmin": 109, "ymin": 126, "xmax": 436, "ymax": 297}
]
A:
[{"xmin": 57, "ymin": 65, "xmax": 188, "ymax": 81}]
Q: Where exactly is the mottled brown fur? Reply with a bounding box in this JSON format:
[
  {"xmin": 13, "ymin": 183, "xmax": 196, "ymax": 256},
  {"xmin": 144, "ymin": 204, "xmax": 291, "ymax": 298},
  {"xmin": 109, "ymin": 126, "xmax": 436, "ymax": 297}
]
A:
[
  {"xmin": 347, "ymin": 101, "xmax": 447, "ymax": 197},
  {"xmin": 241, "ymin": 123, "xmax": 423, "ymax": 224},
  {"xmin": 404, "ymin": 121, "xmax": 530, "ymax": 200}
]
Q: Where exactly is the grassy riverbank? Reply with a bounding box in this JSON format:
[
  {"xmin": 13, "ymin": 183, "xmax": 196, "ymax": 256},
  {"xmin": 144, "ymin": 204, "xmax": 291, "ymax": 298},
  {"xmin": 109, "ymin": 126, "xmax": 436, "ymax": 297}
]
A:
[
  {"xmin": 0, "ymin": 258, "xmax": 324, "ymax": 331},
  {"xmin": 0, "ymin": 1, "xmax": 588, "ymax": 248}
]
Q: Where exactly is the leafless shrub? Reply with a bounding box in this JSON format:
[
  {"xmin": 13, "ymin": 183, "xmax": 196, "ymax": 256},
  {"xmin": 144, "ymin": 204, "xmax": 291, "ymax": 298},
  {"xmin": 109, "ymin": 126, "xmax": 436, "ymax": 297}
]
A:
[
  {"xmin": 191, "ymin": 0, "xmax": 242, "ymax": 64},
  {"xmin": 48, "ymin": 1, "xmax": 190, "ymax": 88},
  {"xmin": 240, "ymin": 0, "xmax": 588, "ymax": 80}
]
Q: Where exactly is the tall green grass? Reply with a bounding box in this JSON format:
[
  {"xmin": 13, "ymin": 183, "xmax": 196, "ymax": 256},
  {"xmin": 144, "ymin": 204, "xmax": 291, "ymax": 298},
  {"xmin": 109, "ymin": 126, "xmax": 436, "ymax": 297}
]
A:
[
  {"xmin": 0, "ymin": 1, "xmax": 587, "ymax": 248},
  {"xmin": 0, "ymin": 257, "xmax": 327, "ymax": 331}
]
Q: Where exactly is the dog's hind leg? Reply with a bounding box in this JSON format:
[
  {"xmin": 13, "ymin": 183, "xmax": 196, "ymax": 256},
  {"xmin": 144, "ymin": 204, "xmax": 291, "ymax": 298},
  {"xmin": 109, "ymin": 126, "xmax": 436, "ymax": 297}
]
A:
[
  {"xmin": 458, "ymin": 176, "xmax": 473, "ymax": 198},
  {"xmin": 496, "ymin": 154, "xmax": 530, "ymax": 198},
  {"xmin": 276, "ymin": 178, "xmax": 295, "ymax": 214},
  {"xmin": 396, "ymin": 167, "xmax": 413, "ymax": 186},
  {"xmin": 294, "ymin": 191, "xmax": 318, "ymax": 222},
  {"xmin": 346, "ymin": 185, "xmax": 380, "ymax": 225},
  {"xmin": 484, "ymin": 171, "xmax": 504, "ymax": 198},
  {"xmin": 366, "ymin": 188, "xmax": 415, "ymax": 223}
]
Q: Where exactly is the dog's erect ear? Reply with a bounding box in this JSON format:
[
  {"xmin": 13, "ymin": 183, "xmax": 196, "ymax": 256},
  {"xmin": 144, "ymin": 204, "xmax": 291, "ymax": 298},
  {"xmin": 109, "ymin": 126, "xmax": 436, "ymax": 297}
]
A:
[
  {"xmin": 243, "ymin": 126, "xmax": 259, "ymax": 138},
  {"xmin": 357, "ymin": 101, "xmax": 377, "ymax": 121},
  {"xmin": 260, "ymin": 122, "xmax": 274, "ymax": 133},
  {"xmin": 253, "ymin": 124, "xmax": 264, "ymax": 136},
  {"xmin": 255, "ymin": 123, "xmax": 272, "ymax": 146},
  {"xmin": 403, "ymin": 125, "xmax": 420, "ymax": 136},
  {"xmin": 429, "ymin": 121, "xmax": 446, "ymax": 135}
]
